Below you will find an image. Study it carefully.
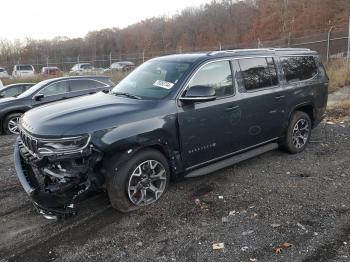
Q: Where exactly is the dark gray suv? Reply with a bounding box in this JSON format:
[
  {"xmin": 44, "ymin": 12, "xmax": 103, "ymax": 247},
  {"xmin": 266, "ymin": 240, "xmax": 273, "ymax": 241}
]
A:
[{"xmin": 14, "ymin": 48, "xmax": 328, "ymax": 218}]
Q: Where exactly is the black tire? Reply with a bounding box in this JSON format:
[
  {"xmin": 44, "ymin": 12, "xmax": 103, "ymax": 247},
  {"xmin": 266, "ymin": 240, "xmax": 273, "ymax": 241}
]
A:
[
  {"xmin": 281, "ymin": 111, "xmax": 312, "ymax": 154},
  {"xmin": 106, "ymin": 149, "xmax": 170, "ymax": 213},
  {"xmin": 3, "ymin": 113, "xmax": 22, "ymax": 135}
]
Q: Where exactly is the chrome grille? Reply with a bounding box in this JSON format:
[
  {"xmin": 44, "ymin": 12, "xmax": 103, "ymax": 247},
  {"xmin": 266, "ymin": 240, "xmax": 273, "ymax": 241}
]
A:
[{"xmin": 19, "ymin": 129, "xmax": 38, "ymax": 155}]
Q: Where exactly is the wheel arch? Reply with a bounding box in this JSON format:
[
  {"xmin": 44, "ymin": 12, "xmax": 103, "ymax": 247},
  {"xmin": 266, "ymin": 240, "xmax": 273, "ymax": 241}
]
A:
[
  {"xmin": 289, "ymin": 102, "xmax": 315, "ymax": 126},
  {"xmin": 1, "ymin": 110, "xmax": 26, "ymax": 132}
]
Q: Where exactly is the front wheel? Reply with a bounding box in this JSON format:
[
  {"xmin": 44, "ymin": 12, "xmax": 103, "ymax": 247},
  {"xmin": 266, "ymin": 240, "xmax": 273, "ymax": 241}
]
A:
[
  {"xmin": 3, "ymin": 113, "xmax": 22, "ymax": 135},
  {"xmin": 281, "ymin": 111, "xmax": 312, "ymax": 154},
  {"xmin": 106, "ymin": 149, "xmax": 170, "ymax": 212}
]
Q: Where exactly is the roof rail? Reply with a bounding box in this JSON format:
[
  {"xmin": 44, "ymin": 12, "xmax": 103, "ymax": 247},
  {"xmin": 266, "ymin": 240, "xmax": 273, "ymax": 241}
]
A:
[{"xmin": 207, "ymin": 47, "xmax": 311, "ymax": 56}]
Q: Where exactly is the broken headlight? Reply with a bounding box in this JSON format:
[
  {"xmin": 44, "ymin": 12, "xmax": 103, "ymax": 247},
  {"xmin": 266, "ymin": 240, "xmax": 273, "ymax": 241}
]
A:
[{"xmin": 37, "ymin": 135, "xmax": 91, "ymax": 156}]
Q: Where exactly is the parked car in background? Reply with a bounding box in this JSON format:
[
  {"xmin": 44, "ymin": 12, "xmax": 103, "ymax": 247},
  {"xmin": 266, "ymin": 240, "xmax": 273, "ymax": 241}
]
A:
[
  {"xmin": 12, "ymin": 48, "xmax": 328, "ymax": 217},
  {"xmin": 70, "ymin": 63, "xmax": 94, "ymax": 75},
  {"xmin": 12, "ymin": 64, "xmax": 35, "ymax": 78},
  {"xmin": 106, "ymin": 61, "xmax": 136, "ymax": 73},
  {"xmin": 0, "ymin": 76, "xmax": 114, "ymax": 134},
  {"xmin": 41, "ymin": 66, "xmax": 61, "ymax": 77},
  {"xmin": 0, "ymin": 67, "xmax": 10, "ymax": 78},
  {"xmin": 0, "ymin": 83, "xmax": 35, "ymax": 98}
]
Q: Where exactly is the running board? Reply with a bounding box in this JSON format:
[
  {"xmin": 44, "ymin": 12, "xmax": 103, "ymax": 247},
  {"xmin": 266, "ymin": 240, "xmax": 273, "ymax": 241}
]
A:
[{"xmin": 185, "ymin": 142, "xmax": 278, "ymax": 178}]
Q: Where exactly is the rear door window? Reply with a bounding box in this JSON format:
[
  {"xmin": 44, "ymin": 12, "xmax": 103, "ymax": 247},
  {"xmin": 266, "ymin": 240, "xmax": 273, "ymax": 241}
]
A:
[
  {"xmin": 280, "ymin": 56, "xmax": 318, "ymax": 82},
  {"xmin": 238, "ymin": 57, "xmax": 279, "ymax": 91}
]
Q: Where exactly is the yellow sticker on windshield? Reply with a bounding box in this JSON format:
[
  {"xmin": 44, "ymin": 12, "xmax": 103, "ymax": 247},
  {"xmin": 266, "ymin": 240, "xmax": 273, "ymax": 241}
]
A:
[{"xmin": 153, "ymin": 80, "xmax": 174, "ymax": 89}]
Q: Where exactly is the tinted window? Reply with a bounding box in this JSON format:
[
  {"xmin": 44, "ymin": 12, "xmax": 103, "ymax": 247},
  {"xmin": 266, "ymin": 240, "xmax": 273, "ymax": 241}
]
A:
[
  {"xmin": 1, "ymin": 86, "xmax": 22, "ymax": 97},
  {"xmin": 239, "ymin": 57, "xmax": 278, "ymax": 91},
  {"xmin": 39, "ymin": 81, "xmax": 68, "ymax": 96},
  {"xmin": 80, "ymin": 64, "xmax": 92, "ymax": 70},
  {"xmin": 188, "ymin": 61, "xmax": 234, "ymax": 97},
  {"xmin": 0, "ymin": 68, "xmax": 4, "ymax": 72},
  {"xmin": 280, "ymin": 56, "xmax": 318, "ymax": 82},
  {"xmin": 19, "ymin": 65, "xmax": 33, "ymax": 71},
  {"xmin": 70, "ymin": 79, "xmax": 101, "ymax": 91}
]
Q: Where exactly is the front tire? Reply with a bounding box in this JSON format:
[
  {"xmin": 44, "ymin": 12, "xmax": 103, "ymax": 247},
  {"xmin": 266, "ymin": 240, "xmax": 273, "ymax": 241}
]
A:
[
  {"xmin": 3, "ymin": 113, "xmax": 22, "ymax": 135},
  {"xmin": 281, "ymin": 111, "xmax": 312, "ymax": 154},
  {"xmin": 106, "ymin": 149, "xmax": 170, "ymax": 213}
]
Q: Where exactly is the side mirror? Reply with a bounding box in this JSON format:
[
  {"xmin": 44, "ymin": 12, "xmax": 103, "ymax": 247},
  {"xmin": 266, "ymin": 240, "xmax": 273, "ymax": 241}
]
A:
[
  {"xmin": 179, "ymin": 85, "xmax": 216, "ymax": 103},
  {"xmin": 33, "ymin": 94, "xmax": 44, "ymax": 101}
]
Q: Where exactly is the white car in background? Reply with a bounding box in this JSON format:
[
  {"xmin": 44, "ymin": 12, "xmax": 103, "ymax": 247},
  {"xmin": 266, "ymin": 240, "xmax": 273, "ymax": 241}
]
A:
[
  {"xmin": 70, "ymin": 63, "xmax": 94, "ymax": 75},
  {"xmin": 0, "ymin": 67, "xmax": 9, "ymax": 78},
  {"xmin": 12, "ymin": 64, "xmax": 35, "ymax": 78}
]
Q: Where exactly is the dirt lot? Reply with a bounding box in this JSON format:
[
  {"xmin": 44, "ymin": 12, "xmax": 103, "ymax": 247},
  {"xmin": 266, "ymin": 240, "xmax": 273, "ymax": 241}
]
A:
[{"xmin": 0, "ymin": 121, "xmax": 350, "ymax": 262}]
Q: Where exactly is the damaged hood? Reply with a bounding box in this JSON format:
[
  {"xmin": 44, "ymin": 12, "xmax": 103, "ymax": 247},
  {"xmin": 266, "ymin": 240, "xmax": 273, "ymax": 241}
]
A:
[{"xmin": 21, "ymin": 92, "xmax": 159, "ymax": 137}]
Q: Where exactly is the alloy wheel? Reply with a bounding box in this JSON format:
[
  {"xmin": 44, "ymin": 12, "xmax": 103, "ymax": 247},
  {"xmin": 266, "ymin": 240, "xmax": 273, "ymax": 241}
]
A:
[
  {"xmin": 7, "ymin": 116, "xmax": 20, "ymax": 135},
  {"xmin": 128, "ymin": 160, "xmax": 167, "ymax": 206},
  {"xmin": 292, "ymin": 119, "xmax": 310, "ymax": 149}
]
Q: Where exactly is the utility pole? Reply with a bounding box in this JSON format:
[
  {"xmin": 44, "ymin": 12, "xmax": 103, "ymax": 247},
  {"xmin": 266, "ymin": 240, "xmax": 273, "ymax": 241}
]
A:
[
  {"xmin": 347, "ymin": 16, "xmax": 350, "ymax": 63},
  {"xmin": 109, "ymin": 52, "xmax": 112, "ymax": 66},
  {"xmin": 327, "ymin": 25, "xmax": 334, "ymax": 63}
]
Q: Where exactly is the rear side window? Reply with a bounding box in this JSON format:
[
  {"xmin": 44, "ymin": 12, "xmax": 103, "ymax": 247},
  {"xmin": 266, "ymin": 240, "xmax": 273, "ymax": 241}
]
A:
[
  {"xmin": 1, "ymin": 86, "xmax": 22, "ymax": 97},
  {"xmin": 19, "ymin": 65, "xmax": 33, "ymax": 71},
  {"xmin": 69, "ymin": 79, "xmax": 102, "ymax": 92},
  {"xmin": 188, "ymin": 61, "xmax": 234, "ymax": 97},
  {"xmin": 238, "ymin": 57, "xmax": 278, "ymax": 91},
  {"xmin": 280, "ymin": 56, "xmax": 318, "ymax": 82}
]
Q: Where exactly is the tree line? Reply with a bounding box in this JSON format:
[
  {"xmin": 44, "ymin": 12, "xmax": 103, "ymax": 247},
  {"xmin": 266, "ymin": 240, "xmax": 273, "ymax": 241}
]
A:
[{"xmin": 0, "ymin": 0, "xmax": 348, "ymax": 69}]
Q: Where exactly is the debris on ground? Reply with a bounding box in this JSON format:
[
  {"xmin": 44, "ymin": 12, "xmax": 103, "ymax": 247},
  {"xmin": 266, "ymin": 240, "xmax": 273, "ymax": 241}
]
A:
[
  {"xmin": 229, "ymin": 210, "xmax": 237, "ymax": 216},
  {"xmin": 212, "ymin": 243, "xmax": 225, "ymax": 250},
  {"xmin": 273, "ymin": 247, "xmax": 282, "ymax": 254},
  {"xmin": 242, "ymin": 230, "xmax": 254, "ymax": 236},
  {"xmin": 273, "ymin": 241, "xmax": 294, "ymax": 254},
  {"xmin": 297, "ymin": 223, "xmax": 307, "ymax": 231},
  {"xmin": 241, "ymin": 246, "xmax": 249, "ymax": 252},
  {"xmin": 194, "ymin": 198, "xmax": 208, "ymax": 210},
  {"xmin": 249, "ymin": 258, "xmax": 258, "ymax": 262},
  {"xmin": 271, "ymin": 223, "xmax": 281, "ymax": 228},
  {"xmin": 221, "ymin": 216, "xmax": 229, "ymax": 223},
  {"xmin": 282, "ymin": 242, "xmax": 293, "ymax": 248}
]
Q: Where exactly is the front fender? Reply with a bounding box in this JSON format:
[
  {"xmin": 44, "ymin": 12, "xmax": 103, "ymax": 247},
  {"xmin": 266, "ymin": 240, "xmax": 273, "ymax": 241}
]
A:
[{"xmin": 92, "ymin": 114, "xmax": 184, "ymax": 175}]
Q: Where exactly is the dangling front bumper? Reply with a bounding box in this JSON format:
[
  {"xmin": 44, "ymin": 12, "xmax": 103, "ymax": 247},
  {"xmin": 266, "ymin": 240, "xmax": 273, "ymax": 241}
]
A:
[{"xmin": 14, "ymin": 137, "xmax": 103, "ymax": 218}]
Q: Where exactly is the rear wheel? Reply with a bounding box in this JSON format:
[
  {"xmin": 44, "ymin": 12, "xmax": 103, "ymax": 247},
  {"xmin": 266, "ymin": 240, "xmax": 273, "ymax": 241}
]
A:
[
  {"xmin": 106, "ymin": 149, "xmax": 170, "ymax": 212},
  {"xmin": 281, "ymin": 111, "xmax": 311, "ymax": 154},
  {"xmin": 3, "ymin": 113, "xmax": 22, "ymax": 135}
]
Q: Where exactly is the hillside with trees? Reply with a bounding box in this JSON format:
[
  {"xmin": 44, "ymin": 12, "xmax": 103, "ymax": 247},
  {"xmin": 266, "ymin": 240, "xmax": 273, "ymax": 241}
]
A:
[{"xmin": 0, "ymin": 0, "xmax": 349, "ymax": 68}]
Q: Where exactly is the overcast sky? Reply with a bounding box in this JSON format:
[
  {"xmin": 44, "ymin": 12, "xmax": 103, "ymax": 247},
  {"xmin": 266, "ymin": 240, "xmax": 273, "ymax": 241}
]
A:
[{"xmin": 0, "ymin": 0, "xmax": 211, "ymax": 40}]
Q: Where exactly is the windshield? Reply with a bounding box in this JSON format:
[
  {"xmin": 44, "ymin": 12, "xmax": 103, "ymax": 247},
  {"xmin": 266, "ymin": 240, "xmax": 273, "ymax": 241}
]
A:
[
  {"xmin": 111, "ymin": 61, "xmax": 190, "ymax": 99},
  {"xmin": 17, "ymin": 79, "xmax": 52, "ymax": 98}
]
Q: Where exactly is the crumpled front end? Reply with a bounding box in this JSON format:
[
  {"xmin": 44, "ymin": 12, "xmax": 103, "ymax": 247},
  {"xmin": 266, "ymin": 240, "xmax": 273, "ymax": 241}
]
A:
[{"xmin": 14, "ymin": 131, "xmax": 104, "ymax": 218}]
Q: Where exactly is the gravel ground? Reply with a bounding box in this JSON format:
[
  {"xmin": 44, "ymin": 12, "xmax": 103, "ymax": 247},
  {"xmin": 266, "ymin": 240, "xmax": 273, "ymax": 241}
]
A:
[{"xmin": 0, "ymin": 121, "xmax": 350, "ymax": 262}]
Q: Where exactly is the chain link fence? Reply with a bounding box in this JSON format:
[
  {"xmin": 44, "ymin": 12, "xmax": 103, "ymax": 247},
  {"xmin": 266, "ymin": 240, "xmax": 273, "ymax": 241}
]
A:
[{"xmin": 1, "ymin": 30, "xmax": 349, "ymax": 73}]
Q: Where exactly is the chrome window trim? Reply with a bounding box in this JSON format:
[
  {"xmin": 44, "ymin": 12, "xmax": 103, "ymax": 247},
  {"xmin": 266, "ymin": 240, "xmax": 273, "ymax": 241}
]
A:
[{"xmin": 177, "ymin": 55, "xmax": 279, "ymax": 100}]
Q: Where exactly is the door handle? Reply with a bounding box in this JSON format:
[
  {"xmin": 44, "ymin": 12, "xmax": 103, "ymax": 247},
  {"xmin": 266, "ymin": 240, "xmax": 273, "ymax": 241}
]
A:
[
  {"xmin": 275, "ymin": 95, "xmax": 285, "ymax": 100},
  {"xmin": 225, "ymin": 105, "xmax": 240, "ymax": 112}
]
